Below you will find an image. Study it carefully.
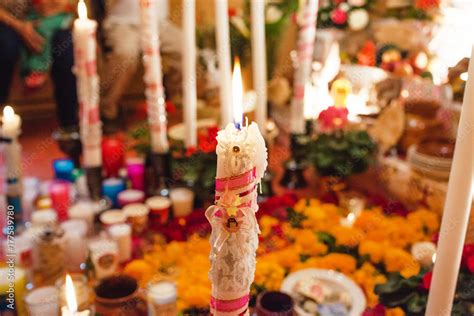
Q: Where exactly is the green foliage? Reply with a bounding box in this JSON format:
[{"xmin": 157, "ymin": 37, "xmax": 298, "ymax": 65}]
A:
[
  {"xmin": 286, "ymin": 207, "xmax": 308, "ymax": 228},
  {"xmin": 309, "ymin": 130, "xmax": 377, "ymax": 178}
]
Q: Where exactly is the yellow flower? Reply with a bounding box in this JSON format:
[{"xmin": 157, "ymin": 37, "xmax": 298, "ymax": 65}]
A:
[
  {"xmin": 351, "ymin": 263, "xmax": 387, "ymax": 308},
  {"xmin": 259, "ymin": 215, "xmax": 279, "ymax": 237},
  {"xmin": 294, "ymin": 230, "xmax": 328, "ymax": 257},
  {"xmin": 123, "ymin": 259, "xmax": 154, "ymax": 287},
  {"xmin": 254, "ymin": 258, "xmax": 285, "ymax": 290},
  {"xmin": 330, "ymin": 226, "xmax": 365, "ymax": 248},
  {"xmin": 321, "ymin": 253, "xmax": 357, "ymax": 274},
  {"xmin": 383, "ymin": 247, "xmax": 420, "ymax": 278},
  {"xmin": 267, "ymin": 246, "xmax": 301, "ymax": 270},
  {"xmin": 302, "ymin": 203, "xmax": 340, "ymax": 231},
  {"xmin": 407, "ymin": 209, "xmax": 439, "ymax": 236},
  {"xmin": 386, "ymin": 307, "xmax": 405, "ymax": 316},
  {"xmin": 359, "ymin": 240, "xmax": 385, "ymax": 264}
]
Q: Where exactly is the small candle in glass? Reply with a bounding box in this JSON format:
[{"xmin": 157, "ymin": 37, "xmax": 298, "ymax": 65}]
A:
[
  {"xmin": 49, "ymin": 180, "xmax": 71, "ymax": 222},
  {"xmin": 60, "ymin": 219, "xmax": 88, "ymax": 271},
  {"xmin": 100, "ymin": 209, "xmax": 127, "ymax": 228},
  {"xmin": 117, "ymin": 189, "xmax": 145, "ymax": 207},
  {"xmin": 123, "ymin": 203, "xmax": 149, "ymax": 235},
  {"xmin": 24, "ymin": 286, "xmax": 59, "ymax": 316},
  {"xmin": 102, "ymin": 177, "xmax": 126, "ymax": 207},
  {"xmin": 88, "ymin": 238, "xmax": 119, "ymax": 280},
  {"xmin": 126, "ymin": 157, "xmax": 145, "ymax": 191},
  {"xmin": 53, "ymin": 158, "xmax": 75, "ymax": 182},
  {"xmin": 68, "ymin": 201, "xmax": 95, "ymax": 235},
  {"xmin": 170, "ymin": 188, "xmax": 195, "ymax": 217},
  {"xmin": 108, "ymin": 223, "xmax": 132, "ymax": 263},
  {"xmin": 147, "ymin": 280, "xmax": 177, "ymax": 316},
  {"xmin": 56, "ymin": 274, "xmax": 90, "ymax": 313},
  {"xmin": 146, "ymin": 196, "xmax": 171, "ymax": 225}
]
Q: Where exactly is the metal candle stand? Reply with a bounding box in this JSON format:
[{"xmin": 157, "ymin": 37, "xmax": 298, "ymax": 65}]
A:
[
  {"xmin": 85, "ymin": 166, "xmax": 103, "ymax": 201},
  {"xmin": 280, "ymin": 133, "xmax": 309, "ymax": 189},
  {"xmin": 150, "ymin": 152, "xmax": 171, "ymax": 197}
]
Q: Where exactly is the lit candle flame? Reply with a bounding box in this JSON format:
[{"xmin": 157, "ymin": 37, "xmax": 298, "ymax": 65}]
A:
[
  {"xmin": 232, "ymin": 58, "xmax": 243, "ymax": 128},
  {"xmin": 65, "ymin": 274, "xmax": 78, "ymax": 314},
  {"xmin": 78, "ymin": 0, "xmax": 88, "ymax": 20},
  {"xmin": 3, "ymin": 106, "xmax": 14, "ymax": 121}
]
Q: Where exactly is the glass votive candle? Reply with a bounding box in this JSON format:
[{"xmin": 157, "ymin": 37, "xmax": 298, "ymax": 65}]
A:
[
  {"xmin": 123, "ymin": 203, "xmax": 149, "ymax": 235},
  {"xmin": 147, "ymin": 281, "xmax": 177, "ymax": 316},
  {"xmin": 24, "ymin": 286, "xmax": 59, "ymax": 316},
  {"xmin": 100, "ymin": 209, "xmax": 127, "ymax": 228},
  {"xmin": 68, "ymin": 201, "xmax": 95, "ymax": 235},
  {"xmin": 102, "ymin": 136, "xmax": 125, "ymax": 178},
  {"xmin": 102, "ymin": 178, "xmax": 126, "ymax": 207},
  {"xmin": 146, "ymin": 196, "xmax": 171, "ymax": 225},
  {"xmin": 33, "ymin": 228, "xmax": 66, "ymax": 285},
  {"xmin": 55, "ymin": 274, "xmax": 90, "ymax": 311},
  {"xmin": 53, "ymin": 158, "xmax": 74, "ymax": 182},
  {"xmin": 108, "ymin": 223, "xmax": 132, "ymax": 263},
  {"xmin": 126, "ymin": 158, "xmax": 145, "ymax": 191},
  {"xmin": 60, "ymin": 219, "xmax": 88, "ymax": 271},
  {"xmin": 88, "ymin": 238, "xmax": 119, "ymax": 280},
  {"xmin": 49, "ymin": 180, "xmax": 71, "ymax": 222},
  {"xmin": 117, "ymin": 189, "xmax": 145, "ymax": 207},
  {"xmin": 170, "ymin": 188, "xmax": 195, "ymax": 217},
  {"xmin": 31, "ymin": 209, "xmax": 58, "ymax": 228}
]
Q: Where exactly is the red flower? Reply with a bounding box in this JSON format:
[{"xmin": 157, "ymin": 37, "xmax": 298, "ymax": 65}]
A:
[
  {"xmin": 228, "ymin": 8, "xmax": 237, "ymax": 17},
  {"xmin": 422, "ymin": 271, "xmax": 433, "ymax": 290},
  {"xmin": 317, "ymin": 106, "xmax": 349, "ymax": 132},
  {"xmin": 357, "ymin": 41, "xmax": 376, "ymax": 67},
  {"xmin": 415, "ymin": 0, "xmax": 440, "ymax": 10},
  {"xmin": 331, "ymin": 8, "xmax": 348, "ymax": 25},
  {"xmin": 165, "ymin": 101, "xmax": 176, "ymax": 114},
  {"xmin": 185, "ymin": 146, "xmax": 197, "ymax": 157},
  {"xmin": 467, "ymin": 255, "xmax": 474, "ymax": 273},
  {"xmin": 362, "ymin": 304, "xmax": 385, "ymax": 316},
  {"xmin": 461, "ymin": 244, "xmax": 474, "ymax": 268},
  {"xmin": 198, "ymin": 126, "xmax": 218, "ymax": 153}
]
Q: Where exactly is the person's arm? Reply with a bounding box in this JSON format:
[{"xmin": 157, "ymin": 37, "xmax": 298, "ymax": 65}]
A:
[{"xmin": 0, "ymin": 7, "xmax": 44, "ymax": 53}]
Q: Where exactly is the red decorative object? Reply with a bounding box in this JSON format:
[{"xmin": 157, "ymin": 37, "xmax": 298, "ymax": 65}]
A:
[
  {"xmin": 49, "ymin": 180, "xmax": 71, "ymax": 222},
  {"xmin": 357, "ymin": 41, "xmax": 376, "ymax": 67},
  {"xmin": 102, "ymin": 136, "xmax": 125, "ymax": 177},
  {"xmin": 415, "ymin": 0, "xmax": 440, "ymax": 10},
  {"xmin": 330, "ymin": 8, "xmax": 348, "ymax": 25},
  {"xmin": 317, "ymin": 106, "xmax": 349, "ymax": 133},
  {"xmin": 422, "ymin": 271, "xmax": 433, "ymax": 290}
]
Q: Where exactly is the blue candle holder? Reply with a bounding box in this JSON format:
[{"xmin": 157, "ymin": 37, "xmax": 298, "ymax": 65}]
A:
[
  {"xmin": 53, "ymin": 158, "xmax": 75, "ymax": 182},
  {"xmin": 102, "ymin": 178, "xmax": 126, "ymax": 207}
]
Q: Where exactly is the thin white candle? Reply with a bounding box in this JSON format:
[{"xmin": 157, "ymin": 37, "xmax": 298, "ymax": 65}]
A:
[
  {"xmin": 182, "ymin": 0, "xmax": 197, "ymax": 148},
  {"xmin": 232, "ymin": 58, "xmax": 244, "ymax": 127},
  {"xmin": 425, "ymin": 46, "xmax": 474, "ymax": 315},
  {"xmin": 73, "ymin": 0, "xmax": 101, "ymax": 167},
  {"xmin": 215, "ymin": 0, "xmax": 233, "ymax": 127},
  {"xmin": 2, "ymin": 106, "xmax": 22, "ymax": 180},
  {"xmin": 139, "ymin": 0, "xmax": 169, "ymax": 153},
  {"xmin": 2, "ymin": 106, "xmax": 21, "ymax": 138},
  {"xmin": 251, "ymin": 0, "xmax": 267, "ymax": 133},
  {"xmin": 290, "ymin": 0, "xmax": 319, "ymax": 134}
]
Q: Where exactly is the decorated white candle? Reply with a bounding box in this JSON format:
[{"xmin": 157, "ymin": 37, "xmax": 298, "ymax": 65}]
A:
[
  {"xmin": 108, "ymin": 223, "xmax": 132, "ymax": 263},
  {"xmin": 215, "ymin": 0, "xmax": 233, "ymax": 127},
  {"xmin": 139, "ymin": 0, "xmax": 169, "ymax": 153},
  {"xmin": 426, "ymin": 42, "xmax": 474, "ymax": 315},
  {"xmin": 290, "ymin": 0, "xmax": 319, "ymax": 134},
  {"xmin": 61, "ymin": 274, "xmax": 90, "ymax": 316},
  {"xmin": 206, "ymin": 71, "xmax": 268, "ymax": 314},
  {"xmin": 251, "ymin": 0, "xmax": 267, "ymax": 132},
  {"xmin": 182, "ymin": 0, "xmax": 197, "ymax": 148},
  {"xmin": 73, "ymin": 0, "xmax": 101, "ymax": 167}
]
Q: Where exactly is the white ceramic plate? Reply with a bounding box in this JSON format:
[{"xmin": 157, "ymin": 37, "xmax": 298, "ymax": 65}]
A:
[{"xmin": 281, "ymin": 268, "xmax": 366, "ymax": 316}]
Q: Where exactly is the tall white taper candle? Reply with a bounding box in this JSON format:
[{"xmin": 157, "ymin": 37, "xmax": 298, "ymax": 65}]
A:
[
  {"xmin": 425, "ymin": 45, "xmax": 474, "ymax": 315},
  {"xmin": 215, "ymin": 0, "xmax": 233, "ymax": 127},
  {"xmin": 251, "ymin": 0, "xmax": 267, "ymax": 134},
  {"xmin": 183, "ymin": 0, "xmax": 197, "ymax": 148},
  {"xmin": 290, "ymin": 0, "xmax": 319, "ymax": 134}
]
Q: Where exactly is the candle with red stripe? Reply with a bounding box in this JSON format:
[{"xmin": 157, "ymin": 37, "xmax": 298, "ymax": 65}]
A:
[
  {"xmin": 206, "ymin": 74, "xmax": 268, "ymax": 315},
  {"xmin": 290, "ymin": 0, "xmax": 319, "ymax": 134},
  {"xmin": 73, "ymin": 0, "xmax": 102, "ymax": 167},
  {"xmin": 139, "ymin": 0, "xmax": 169, "ymax": 153}
]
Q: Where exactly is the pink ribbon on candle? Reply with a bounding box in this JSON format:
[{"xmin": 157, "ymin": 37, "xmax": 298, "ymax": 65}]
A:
[
  {"xmin": 215, "ymin": 167, "xmax": 256, "ymax": 192},
  {"xmin": 210, "ymin": 294, "xmax": 249, "ymax": 313}
]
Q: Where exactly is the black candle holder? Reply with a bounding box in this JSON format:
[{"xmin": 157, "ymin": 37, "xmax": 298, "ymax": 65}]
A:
[
  {"xmin": 52, "ymin": 127, "xmax": 82, "ymax": 167},
  {"xmin": 280, "ymin": 133, "xmax": 309, "ymax": 189},
  {"xmin": 150, "ymin": 152, "xmax": 171, "ymax": 197},
  {"xmin": 85, "ymin": 166, "xmax": 103, "ymax": 201}
]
